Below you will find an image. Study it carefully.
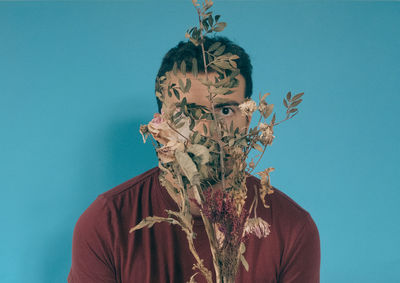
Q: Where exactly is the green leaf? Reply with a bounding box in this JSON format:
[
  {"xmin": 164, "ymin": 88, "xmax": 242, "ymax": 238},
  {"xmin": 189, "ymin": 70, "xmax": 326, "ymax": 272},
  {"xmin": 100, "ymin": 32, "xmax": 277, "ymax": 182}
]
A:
[{"xmin": 215, "ymin": 15, "xmax": 221, "ymax": 22}]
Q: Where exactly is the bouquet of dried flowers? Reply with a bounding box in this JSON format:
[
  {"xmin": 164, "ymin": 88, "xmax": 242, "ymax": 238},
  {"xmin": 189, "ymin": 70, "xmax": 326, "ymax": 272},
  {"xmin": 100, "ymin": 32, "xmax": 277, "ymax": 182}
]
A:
[{"xmin": 130, "ymin": 1, "xmax": 303, "ymax": 282}]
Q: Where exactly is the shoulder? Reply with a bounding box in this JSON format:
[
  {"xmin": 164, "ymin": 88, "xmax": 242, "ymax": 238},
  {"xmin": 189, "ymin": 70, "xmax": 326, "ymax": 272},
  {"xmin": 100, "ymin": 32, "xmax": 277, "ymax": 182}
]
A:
[
  {"xmin": 73, "ymin": 167, "xmax": 160, "ymax": 237},
  {"xmin": 100, "ymin": 167, "xmax": 160, "ymax": 202},
  {"xmin": 246, "ymin": 175, "xmax": 318, "ymax": 236}
]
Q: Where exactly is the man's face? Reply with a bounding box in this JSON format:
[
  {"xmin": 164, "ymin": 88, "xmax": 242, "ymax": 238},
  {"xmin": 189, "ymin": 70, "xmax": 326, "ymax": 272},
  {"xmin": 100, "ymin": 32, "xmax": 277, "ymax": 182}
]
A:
[{"xmin": 162, "ymin": 72, "xmax": 250, "ymax": 135}]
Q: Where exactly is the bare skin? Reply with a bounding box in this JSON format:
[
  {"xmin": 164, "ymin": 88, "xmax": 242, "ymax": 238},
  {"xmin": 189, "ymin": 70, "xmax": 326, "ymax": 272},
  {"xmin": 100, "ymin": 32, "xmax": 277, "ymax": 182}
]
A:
[{"xmin": 160, "ymin": 72, "xmax": 251, "ymax": 215}]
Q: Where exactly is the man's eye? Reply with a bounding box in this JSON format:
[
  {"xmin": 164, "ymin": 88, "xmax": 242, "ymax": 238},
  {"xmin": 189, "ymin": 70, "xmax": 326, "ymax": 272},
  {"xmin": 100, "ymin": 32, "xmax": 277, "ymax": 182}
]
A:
[{"xmin": 218, "ymin": 107, "xmax": 234, "ymax": 116}]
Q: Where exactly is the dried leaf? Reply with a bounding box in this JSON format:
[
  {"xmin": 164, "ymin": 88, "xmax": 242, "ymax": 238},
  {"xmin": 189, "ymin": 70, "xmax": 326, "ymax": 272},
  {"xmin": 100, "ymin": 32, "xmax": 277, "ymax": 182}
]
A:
[
  {"xmin": 192, "ymin": 58, "xmax": 198, "ymax": 78},
  {"xmin": 173, "ymin": 88, "xmax": 180, "ymax": 100},
  {"xmin": 253, "ymin": 143, "xmax": 263, "ymax": 152},
  {"xmin": 187, "ymin": 144, "xmax": 210, "ymax": 165},
  {"xmin": 188, "ymin": 272, "xmax": 198, "ymax": 283},
  {"xmin": 290, "ymin": 99, "xmax": 302, "ymax": 108},
  {"xmin": 129, "ymin": 216, "xmax": 177, "ymax": 233},
  {"xmin": 175, "ymin": 150, "xmax": 200, "ymax": 186},
  {"xmin": 214, "ymin": 22, "xmax": 227, "ymax": 32},
  {"xmin": 271, "ymin": 113, "xmax": 276, "ymax": 125},
  {"xmin": 240, "ymin": 255, "xmax": 249, "ymax": 272},
  {"xmin": 208, "ymin": 41, "xmax": 221, "ymax": 52},
  {"xmin": 178, "ymin": 79, "xmax": 185, "ymax": 91},
  {"xmin": 260, "ymin": 92, "xmax": 270, "ymax": 102},
  {"xmin": 203, "ymin": 124, "xmax": 208, "ymax": 135},
  {"xmin": 292, "ymin": 92, "xmax": 304, "ymax": 101},
  {"xmin": 180, "ymin": 60, "xmax": 186, "ymax": 76},
  {"xmin": 283, "ymin": 98, "xmax": 288, "ymax": 108},
  {"xmin": 209, "ymin": 64, "xmax": 224, "ymax": 74},
  {"xmin": 173, "ymin": 62, "xmax": 178, "ymax": 76},
  {"xmin": 229, "ymin": 60, "xmax": 237, "ymax": 68},
  {"xmin": 213, "ymin": 87, "xmax": 231, "ymax": 95},
  {"xmin": 214, "ymin": 45, "xmax": 226, "ymax": 56},
  {"xmin": 286, "ymin": 91, "xmax": 292, "ymax": 101},
  {"xmin": 185, "ymin": 78, "xmax": 192, "ymax": 93},
  {"xmin": 263, "ymin": 104, "xmax": 274, "ymax": 119}
]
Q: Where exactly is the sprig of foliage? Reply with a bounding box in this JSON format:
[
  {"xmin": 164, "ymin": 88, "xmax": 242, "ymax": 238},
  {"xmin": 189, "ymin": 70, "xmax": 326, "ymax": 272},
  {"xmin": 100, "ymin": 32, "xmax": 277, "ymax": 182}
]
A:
[{"xmin": 131, "ymin": 1, "xmax": 304, "ymax": 283}]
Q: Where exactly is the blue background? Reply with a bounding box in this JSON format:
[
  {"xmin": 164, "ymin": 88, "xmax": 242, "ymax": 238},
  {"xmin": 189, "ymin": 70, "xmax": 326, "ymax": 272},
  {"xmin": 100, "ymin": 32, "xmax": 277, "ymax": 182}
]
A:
[{"xmin": 1, "ymin": 0, "xmax": 399, "ymax": 282}]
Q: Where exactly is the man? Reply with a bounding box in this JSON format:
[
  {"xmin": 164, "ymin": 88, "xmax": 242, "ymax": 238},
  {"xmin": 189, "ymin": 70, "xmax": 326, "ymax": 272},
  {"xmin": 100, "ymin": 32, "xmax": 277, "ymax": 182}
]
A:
[{"xmin": 67, "ymin": 36, "xmax": 320, "ymax": 283}]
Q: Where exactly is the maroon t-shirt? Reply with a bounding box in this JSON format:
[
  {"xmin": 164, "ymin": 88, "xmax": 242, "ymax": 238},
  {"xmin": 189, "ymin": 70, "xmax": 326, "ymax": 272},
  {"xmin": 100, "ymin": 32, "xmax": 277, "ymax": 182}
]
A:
[{"xmin": 68, "ymin": 167, "xmax": 320, "ymax": 283}]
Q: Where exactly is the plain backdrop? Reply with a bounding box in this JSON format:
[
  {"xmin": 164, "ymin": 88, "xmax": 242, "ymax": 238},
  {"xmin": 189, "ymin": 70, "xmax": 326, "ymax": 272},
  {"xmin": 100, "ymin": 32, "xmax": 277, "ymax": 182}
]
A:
[{"xmin": 1, "ymin": 0, "xmax": 399, "ymax": 282}]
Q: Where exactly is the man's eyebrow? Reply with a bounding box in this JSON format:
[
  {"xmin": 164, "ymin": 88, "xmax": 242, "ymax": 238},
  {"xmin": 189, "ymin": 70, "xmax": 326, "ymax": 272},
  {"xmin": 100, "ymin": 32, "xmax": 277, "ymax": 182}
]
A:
[
  {"xmin": 214, "ymin": 101, "xmax": 240, "ymax": 108},
  {"xmin": 174, "ymin": 101, "xmax": 240, "ymax": 111}
]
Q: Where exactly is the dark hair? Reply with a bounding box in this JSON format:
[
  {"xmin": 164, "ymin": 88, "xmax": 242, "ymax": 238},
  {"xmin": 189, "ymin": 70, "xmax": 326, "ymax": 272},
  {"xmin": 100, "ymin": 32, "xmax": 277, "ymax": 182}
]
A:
[{"xmin": 155, "ymin": 36, "xmax": 253, "ymax": 112}]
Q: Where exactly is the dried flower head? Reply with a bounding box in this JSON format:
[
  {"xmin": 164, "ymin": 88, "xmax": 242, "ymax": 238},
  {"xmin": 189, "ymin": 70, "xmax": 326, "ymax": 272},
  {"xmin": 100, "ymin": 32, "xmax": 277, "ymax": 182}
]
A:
[
  {"xmin": 244, "ymin": 217, "xmax": 271, "ymax": 239},
  {"xmin": 238, "ymin": 100, "xmax": 257, "ymax": 116},
  {"xmin": 259, "ymin": 123, "xmax": 275, "ymax": 146},
  {"xmin": 202, "ymin": 188, "xmax": 248, "ymax": 245},
  {"xmin": 139, "ymin": 124, "xmax": 149, "ymax": 143},
  {"xmin": 147, "ymin": 113, "xmax": 190, "ymax": 163}
]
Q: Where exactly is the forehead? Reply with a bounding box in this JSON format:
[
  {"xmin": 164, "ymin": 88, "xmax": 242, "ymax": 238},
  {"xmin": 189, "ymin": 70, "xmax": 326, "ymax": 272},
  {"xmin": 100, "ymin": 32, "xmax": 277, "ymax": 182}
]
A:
[{"xmin": 163, "ymin": 73, "xmax": 246, "ymax": 108}]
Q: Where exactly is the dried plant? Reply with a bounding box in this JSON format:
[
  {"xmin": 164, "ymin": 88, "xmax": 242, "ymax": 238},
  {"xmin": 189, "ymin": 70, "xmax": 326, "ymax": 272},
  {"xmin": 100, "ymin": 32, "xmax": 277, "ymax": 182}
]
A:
[{"xmin": 130, "ymin": 1, "xmax": 304, "ymax": 282}]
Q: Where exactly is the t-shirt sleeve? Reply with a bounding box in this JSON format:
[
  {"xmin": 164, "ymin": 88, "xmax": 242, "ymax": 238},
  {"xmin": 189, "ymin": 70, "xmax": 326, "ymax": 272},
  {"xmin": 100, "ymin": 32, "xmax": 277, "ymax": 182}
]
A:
[
  {"xmin": 278, "ymin": 214, "xmax": 321, "ymax": 283},
  {"xmin": 68, "ymin": 196, "xmax": 117, "ymax": 283}
]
